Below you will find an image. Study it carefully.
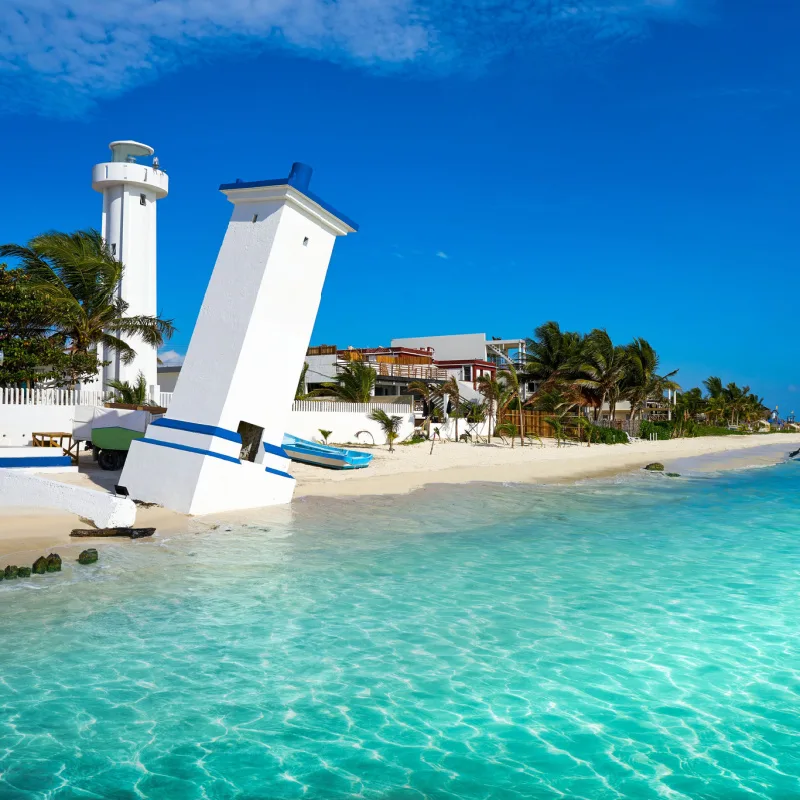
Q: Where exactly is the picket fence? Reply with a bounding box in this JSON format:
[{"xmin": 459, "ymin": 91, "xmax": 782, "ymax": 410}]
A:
[
  {"xmin": 292, "ymin": 400, "xmax": 412, "ymax": 414},
  {"xmin": 0, "ymin": 388, "xmax": 111, "ymax": 406},
  {"xmin": 0, "ymin": 390, "xmax": 415, "ymax": 416}
]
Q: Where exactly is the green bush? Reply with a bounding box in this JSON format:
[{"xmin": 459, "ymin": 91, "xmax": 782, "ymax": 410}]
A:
[
  {"xmin": 640, "ymin": 420, "xmax": 673, "ymax": 440},
  {"xmin": 586, "ymin": 425, "xmax": 629, "ymax": 445},
  {"xmin": 692, "ymin": 425, "xmax": 746, "ymax": 437}
]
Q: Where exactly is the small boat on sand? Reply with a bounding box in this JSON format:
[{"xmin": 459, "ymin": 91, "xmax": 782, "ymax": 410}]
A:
[{"xmin": 282, "ymin": 434, "xmax": 372, "ymax": 470}]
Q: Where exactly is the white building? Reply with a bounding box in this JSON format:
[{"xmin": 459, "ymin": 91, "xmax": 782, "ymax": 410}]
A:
[
  {"xmin": 390, "ymin": 333, "xmax": 527, "ymax": 369},
  {"xmin": 92, "ymin": 140, "xmax": 168, "ymax": 397}
]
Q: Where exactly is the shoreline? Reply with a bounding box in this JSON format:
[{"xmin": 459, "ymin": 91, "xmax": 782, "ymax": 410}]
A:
[
  {"xmin": 1, "ymin": 434, "xmax": 799, "ymax": 561},
  {"xmin": 292, "ymin": 434, "xmax": 800, "ymax": 497}
]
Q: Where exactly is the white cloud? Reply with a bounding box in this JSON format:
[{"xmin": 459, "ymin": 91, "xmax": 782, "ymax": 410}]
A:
[
  {"xmin": 436, "ymin": 251, "xmax": 449, "ymax": 259},
  {"xmin": 0, "ymin": 0, "xmax": 710, "ymax": 114},
  {"xmin": 158, "ymin": 349, "xmax": 185, "ymax": 366}
]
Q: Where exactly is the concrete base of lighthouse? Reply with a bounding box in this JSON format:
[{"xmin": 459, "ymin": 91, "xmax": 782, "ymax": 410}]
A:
[{"xmin": 122, "ymin": 438, "xmax": 295, "ymax": 515}]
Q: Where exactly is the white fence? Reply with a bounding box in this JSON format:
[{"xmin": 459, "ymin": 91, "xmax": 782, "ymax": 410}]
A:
[
  {"xmin": 0, "ymin": 388, "xmax": 111, "ymax": 406},
  {"xmin": 289, "ymin": 400, "xmax": 416, "ymax": 445},
  {"xmin": 291, "ymin": 400, "xmax": 411, "ymax": 414},
  {"xmin": 0, "ymin": 391, "xmax": 416, "ymax": 448}
]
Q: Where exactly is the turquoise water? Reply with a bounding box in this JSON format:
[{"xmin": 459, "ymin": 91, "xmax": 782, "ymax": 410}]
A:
[{"xmin": 2, "ymin": 461, "xmax": 800, "ymax": 799}]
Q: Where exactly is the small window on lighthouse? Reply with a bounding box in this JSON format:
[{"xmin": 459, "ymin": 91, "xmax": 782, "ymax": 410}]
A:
[
  {"xmin": 303, "ymin": 237, "xmax": 309, "ymax": 246},
  {"xmin": 252, "ymin": 214, "xmax": 259, "ymax": 223},
  {"xmin": 139, "ymin": 194, "xmax": 146, "ymax": 206},
  {"xmin": 110, "ymin": 243, "xmax": 117, "ymax": 256}
]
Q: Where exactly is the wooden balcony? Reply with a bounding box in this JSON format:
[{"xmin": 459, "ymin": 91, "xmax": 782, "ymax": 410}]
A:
[{"xmin": 336, "ymin": 360, "xmax": 448, "ymax": 381}]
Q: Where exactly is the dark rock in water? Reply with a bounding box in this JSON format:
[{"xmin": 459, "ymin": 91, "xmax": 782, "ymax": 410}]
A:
[
  {"xmin": 4, "ymin": 565, "xmax": 19, "ymax": 580},
  {"xmin": 45, "ymin": 553, "xmax": 62, "ymax": 573},
  {"xmin": 70, "ymin": 527, "xmax": 155, "ymax": 539},
  {"xmin": 790, "ymin": 448, "xmax": 800, "ymax": 459},
  {"xmin": 32, "ymin": 556, "xmax": 48, "ymax": 574},
  {"xmin": 644, "ymin": 463, "xmax": 665, "ymax": 472},
  {"xmin": 665, "ymin": 472, "xmax": 681, "ymax": 478},
  {"xmin": 17, "ymin": 566, "xmax": 31, "ymax": 578},
  {"xmin": 78, "ymin": 549, "xmax": 99, "ymax": 565}
]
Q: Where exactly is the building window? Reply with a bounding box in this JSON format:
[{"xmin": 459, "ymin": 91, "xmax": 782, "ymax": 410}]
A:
[
  {"xmin": 303, "ymin": 237, "xmax": 309, "ymax": 246},
  {"xmin": 139, "ymin": 194, "xmax": 146, "ymax": 206},
  {"xmin": 110, "ymin": 243, "xmax": 116, "ymax": 256},
  {"xmin": 463, "ymin": 365, "xmax": 472, "ymax": 381}
]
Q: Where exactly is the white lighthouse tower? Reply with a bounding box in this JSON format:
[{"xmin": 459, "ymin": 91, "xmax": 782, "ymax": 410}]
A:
[
  {"xmin": 92, "ymin": 141, "xmax": 168, "ymax": 396},
  {"xmin": 120, "ymin": 162, "xmax": 357, "ymax": 514}
]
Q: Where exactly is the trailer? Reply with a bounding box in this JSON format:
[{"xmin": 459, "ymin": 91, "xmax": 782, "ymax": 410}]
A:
[{"xmin": 73, "ymin": 406, "xmax": 165, "ymax": 471}]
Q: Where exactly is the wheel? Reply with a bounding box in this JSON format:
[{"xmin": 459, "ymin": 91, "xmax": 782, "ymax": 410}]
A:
[{"xmin": 97, "ymin": 449, "xmax": 125, "ymax": 470}]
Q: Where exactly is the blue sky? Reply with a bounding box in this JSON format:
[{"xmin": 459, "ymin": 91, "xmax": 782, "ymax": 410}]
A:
[{"xmin": 1, "ymin": 0, "xmax": 798, "ymax": 413}]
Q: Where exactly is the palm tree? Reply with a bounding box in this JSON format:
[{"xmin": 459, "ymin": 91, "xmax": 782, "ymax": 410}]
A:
[
  {"xmin": 460, "ymin": 399, "xmax": 487, "ymax": 442},
  {"xmin": 497, "ymin": 365, "xmax": 525, "ymax": 447},
  {"xmin": 703, "ymin": 376, "xmax": 724, "ymax": 400},
  {"xmin": 311, "ymin": 360, "xmax": 376, "ymax": 402},
  {"xmin": 526, "ymin": 321, "xmax": 584, "ymax": 385},
  {"xmin": 107, "ymin": 371, "xmax": 149, "ymax": 404},
  {"xmin": 622, "ymin": 338, "xmax": 679, "ymax": 427},
  {"xmin": 368, "ymin": 408, "xmax": 403, "ymax": 452},
  {"xmin": 295, "ymin": 362, "xmax": 310, "ymax": 400},
  {"xmin": 0, "ymin": 230, "xmax": 175, "ymax": 369},
  {"xmin": 531, "ymin": 383, "xmax": 583, "ymax": 446},
  {"xmin": 574, "ymin": 329, "xmax": 627, "ymax": 423},
  {"xmin": 408, "ymin": 380, "xmax": 442, "ymax": 437},
  {"xmin": 477, "ymin": 374, "xmax": 501, "ymax": 440},
  {"xmin": 438, "ymin": 376, "xmax": 462, "ymax": 442}
]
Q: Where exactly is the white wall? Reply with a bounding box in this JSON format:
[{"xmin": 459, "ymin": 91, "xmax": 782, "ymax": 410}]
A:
[
  {"xmin": 0, "ymin": 469, "xmax": 135, "ymax": 528},
  {"xmin": 288, "ymin": 402, "xmax": 416, "ymax": 445},
  {"xmin": 157, "ymin": 368, "xmax": 181, "ymax": 393},
  {"xmin": 0, "ymin": 406, "xmax": 83, "ymax": 447},
  {"xmin": 424, "ymin": 415, "xmax": 496, "ymax": 441},
  {"xmin": 305, "ymin": 353, "xmax": 337, "ymax": 386},
  {"xmin": 391, "ymin": 333, "xmax": 487, "ymax": 362}
]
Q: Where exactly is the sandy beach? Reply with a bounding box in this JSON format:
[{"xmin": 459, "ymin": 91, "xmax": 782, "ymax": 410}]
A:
[{"xmin": 1, "ymin": 433, "xmax": 799, "ymax": 562}]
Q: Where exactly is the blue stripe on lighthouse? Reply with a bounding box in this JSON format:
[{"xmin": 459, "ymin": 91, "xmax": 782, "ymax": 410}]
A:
[
  {"xmin": 150, "ymin": 418, "xmax": 242, "ymax": 444},
  {"xmin": 263, "ymin": 442, "xmax": 290, "ymax": 460},
  {"xmin": 138, "ymin": 438, "xmax": 241, "ymax": 464}
]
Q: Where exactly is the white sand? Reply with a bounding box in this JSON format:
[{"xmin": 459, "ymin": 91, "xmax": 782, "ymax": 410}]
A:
[
  {"xmin": 1, "ymin": 434, "xmax": 798, "ymax": 560},
  {"xmin": 290, "ymin": 433, "xmax": 800, "ymax": 497}
]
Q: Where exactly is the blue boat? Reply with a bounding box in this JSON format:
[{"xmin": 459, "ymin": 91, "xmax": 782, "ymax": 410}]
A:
[{"xmin": 282, "ymin": 434, "xmax": 373, "ymax": 470}]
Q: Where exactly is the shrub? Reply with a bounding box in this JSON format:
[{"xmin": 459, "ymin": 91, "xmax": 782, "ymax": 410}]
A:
[
  {"xmin": 640, "ymin": 421, "xmax": 673, "ymax": 441},
  {"xmin": 586, "ymin": 425, "xmax": 629, "ymax": 445}
]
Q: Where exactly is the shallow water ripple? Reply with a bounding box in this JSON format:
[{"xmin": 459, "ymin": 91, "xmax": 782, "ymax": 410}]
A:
[{"xmin": 2, "ymin": 465, "xmax": 800, "ymax": 798}]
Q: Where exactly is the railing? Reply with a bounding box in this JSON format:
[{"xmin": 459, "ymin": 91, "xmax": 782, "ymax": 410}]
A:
[
  {"xmin": 336, "ymin": 361, "xmax": 448, "ymax": 380},
  {"xmin": 0, "ymin": 388, "xmax": 175, "ymax": 408},
  {"xmin": 0, "ymin": 388, "xmax": 111, "ymax": 406},
  {"xmin": 292, "ymin": 400, "xmax": 413, "ymax": 414}
]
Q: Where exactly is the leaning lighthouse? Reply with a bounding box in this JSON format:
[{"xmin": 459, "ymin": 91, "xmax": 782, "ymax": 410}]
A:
[{"xmin": 92, "ymin": 141, "xmax": 168, "ymax": 396}]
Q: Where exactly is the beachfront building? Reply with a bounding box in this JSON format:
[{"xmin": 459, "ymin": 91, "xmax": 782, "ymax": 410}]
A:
[
  {"xmin": 304, "ymin": 345, "xmax": 448, "ymax": 397},
  {"xmin": 91, "ymin": 140, "xmax": 168, "ymax": 397},
  {"xmin": 391, "ymin": 333, "xmax": 531, "ymax": 396},
  {"xmin": 391, "ymin": 333, "xmax": 527, "ymax": 368}
]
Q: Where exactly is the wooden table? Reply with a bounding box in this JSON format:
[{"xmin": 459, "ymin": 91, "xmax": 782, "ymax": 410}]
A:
[{"xmin": 31, "ymin": 431, "xmax": 78, "ymax": 463}]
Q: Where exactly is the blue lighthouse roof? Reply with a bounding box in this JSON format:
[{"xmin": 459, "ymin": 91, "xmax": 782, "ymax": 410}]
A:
[{"xmin": 219, "ymin": 163, "xmax": 358, "ymax": 231}]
